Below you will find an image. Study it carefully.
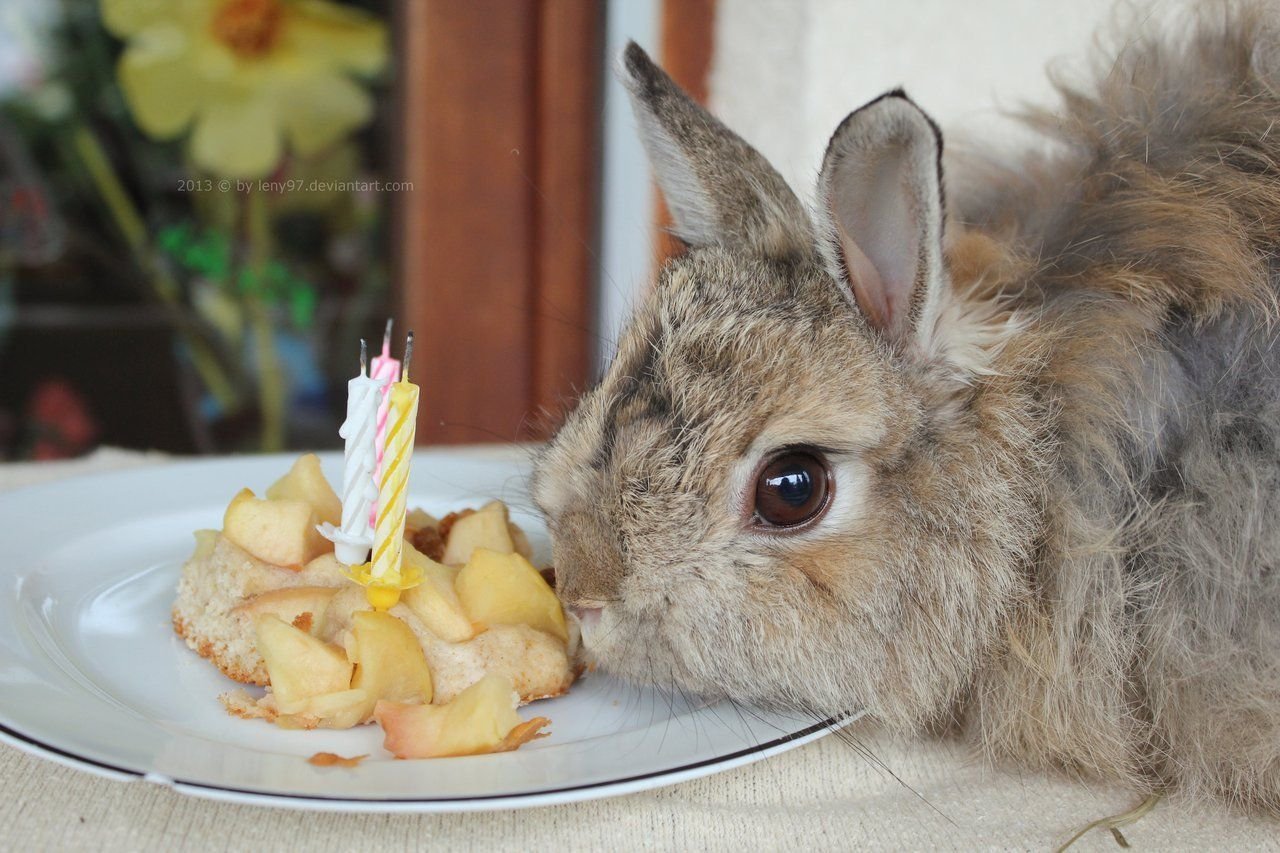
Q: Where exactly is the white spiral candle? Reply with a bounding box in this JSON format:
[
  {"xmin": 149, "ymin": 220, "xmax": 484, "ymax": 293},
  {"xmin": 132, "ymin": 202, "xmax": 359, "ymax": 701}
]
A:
[{"xmin": 319, "ymin": 341, "xmax": 386, "ymax": 565}]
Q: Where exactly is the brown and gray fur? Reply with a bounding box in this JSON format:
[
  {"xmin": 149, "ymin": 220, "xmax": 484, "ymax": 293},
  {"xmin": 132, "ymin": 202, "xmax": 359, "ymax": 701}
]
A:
[{"xmin": 532, "ymin": 4, "xmax": 1280, "ymax": 811}]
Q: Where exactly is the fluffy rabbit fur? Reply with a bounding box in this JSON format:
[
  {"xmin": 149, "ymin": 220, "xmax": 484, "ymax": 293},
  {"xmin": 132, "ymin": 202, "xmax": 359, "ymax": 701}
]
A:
[{"xmin": 532, "ymin": 4, "xmax": 1280, "ymax": 810}]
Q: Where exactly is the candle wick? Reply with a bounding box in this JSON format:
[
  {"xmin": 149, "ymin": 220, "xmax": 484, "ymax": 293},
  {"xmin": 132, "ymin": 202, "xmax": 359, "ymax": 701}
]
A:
[
  {"xmin": 359, "ymin": 339, "xmax": 368, "ymax": 376},
  {"xmin": 402, "ymin": 330, "xmax": 415, "ymax": 381},
  {"xmin": 382, "ymin": 317, "xmax": 394, "ymax": 356}
]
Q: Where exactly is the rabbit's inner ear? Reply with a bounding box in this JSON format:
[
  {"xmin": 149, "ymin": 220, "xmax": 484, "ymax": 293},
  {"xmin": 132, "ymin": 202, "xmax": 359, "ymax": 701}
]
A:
[
  {"xmin": 621, "ymin": 42, "xmax": 810, "ymax": 256},
  {"xmin": 816, "ymin": 91, "xmax": 947, "ymax": 352}
]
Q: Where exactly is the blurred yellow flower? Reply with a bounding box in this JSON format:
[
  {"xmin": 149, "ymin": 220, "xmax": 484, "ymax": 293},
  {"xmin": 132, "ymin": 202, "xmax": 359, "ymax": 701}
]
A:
[{"xmin": 101, "ymin": 0, "xmax": 387, "ymax": 179}]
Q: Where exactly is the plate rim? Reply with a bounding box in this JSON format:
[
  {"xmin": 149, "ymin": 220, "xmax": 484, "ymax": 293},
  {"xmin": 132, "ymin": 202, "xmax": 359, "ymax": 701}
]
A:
[
  {"xmin": 0, "ymin": 711, "xmax": 858, "ymax": 812},
  {"xmin": 0, "ymin": 451, "xmax": 855, "ymax": 812}
]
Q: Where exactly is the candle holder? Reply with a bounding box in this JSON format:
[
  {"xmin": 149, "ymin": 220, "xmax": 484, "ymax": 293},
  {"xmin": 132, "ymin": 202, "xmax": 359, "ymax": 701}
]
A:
[{"xmin": 342, "ymin": 559, "xmax": 425, "ymax": 611}]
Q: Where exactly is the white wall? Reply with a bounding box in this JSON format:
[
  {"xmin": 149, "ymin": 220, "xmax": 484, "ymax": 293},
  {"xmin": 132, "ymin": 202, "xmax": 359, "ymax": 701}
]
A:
[
  {"xmin": 596, "ymin": 0, "xmax": 1186, "ymax": 370},
  {"xmin": 710, "ymin": 0, "xmax": 1185, "ymax": 202},
  {"xmin": 597, "ymin": 0, "xmax": 659, "ymax": 372}
]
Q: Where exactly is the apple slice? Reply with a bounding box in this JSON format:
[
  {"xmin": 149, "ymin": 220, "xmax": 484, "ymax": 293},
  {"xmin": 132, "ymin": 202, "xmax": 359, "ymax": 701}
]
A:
[
  {"xmin": 375, "ymin": 674, "xmax": 550, "ymax": 758},
  {"xmin": 441, "ymin": 503, "xmax": 514, "ymax": 565},
  {"xmin": 223, "ymin": 488, "xmax": 330, "ymax": 570},
  {"xmin": 455, "ymin": 549, "xmax": 569, "ymax": 642},
  {"xmin": 349, "ymin": 611, "xmax": 433, "ymax": 719},
  {"xmin": 475, "ymin": 499, "xmax": 535, "ymax": 560},
  {"xmin": 508, "ymin": 522, "xmax": 534, "ymax": 561},
  {"xmin": 406, "ymin": 508, "xmax": 439, "ymax": 535},
  {"xmin": 401, "ymin": 546, "xmax": 476, "ymax": 642},
  {"xmin": 299, "ymin": 553, "xmax": 350, "ymax": 585},
  {"xmin": 277, "ymin": 688, "xmax": 371, "ymax": 730},
  {"xmin": 234, "ymin": 586, "xmax": 339, "ymax": 636},
  {"xmin": 266, "ymin": 453, "xmax": 342, "ymax": 527},
  {"xmin": 189, "ymin": 529, "xmax": 219, "ymax": 561},
  {"xmin": 254, "ymin": 614, "xmax": 353, "ymax": 714}
]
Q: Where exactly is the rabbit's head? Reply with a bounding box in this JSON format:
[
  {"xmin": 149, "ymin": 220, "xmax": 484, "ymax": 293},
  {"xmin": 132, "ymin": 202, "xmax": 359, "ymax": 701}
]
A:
[{"xmin": 532, "ymin": 45, "xmax": 1035, "ymax": 728}]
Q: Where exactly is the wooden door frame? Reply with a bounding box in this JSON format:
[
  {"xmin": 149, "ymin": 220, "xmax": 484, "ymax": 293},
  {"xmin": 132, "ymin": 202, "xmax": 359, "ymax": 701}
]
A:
[
  {"xmin": 655, "ymin": 0, "xmax": 718, "ymax": 264},
  {"xmin": 395, "ymin": 0, "xmax": 715, "ymax": 445},
  {"xmin": 396, "ymin": 0, "xmax": 603, "ymax": 445}
]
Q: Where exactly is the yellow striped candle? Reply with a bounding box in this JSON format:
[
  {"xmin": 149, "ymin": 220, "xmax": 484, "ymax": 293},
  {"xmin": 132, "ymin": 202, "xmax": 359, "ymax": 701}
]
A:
[{"xmin": 369, "ymin": 377, "xmax": 417, "ymax": 586}]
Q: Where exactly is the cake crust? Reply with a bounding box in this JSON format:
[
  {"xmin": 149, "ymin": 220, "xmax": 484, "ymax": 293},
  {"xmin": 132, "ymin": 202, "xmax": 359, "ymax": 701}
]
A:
[{"xmin": 172, "ymin": 525, "xmax": 579, "ymax": 713}]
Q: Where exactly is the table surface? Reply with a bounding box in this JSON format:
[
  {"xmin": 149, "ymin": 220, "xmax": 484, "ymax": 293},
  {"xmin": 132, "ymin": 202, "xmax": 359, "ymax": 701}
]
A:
[{"xmin": 2, "ymin": 449, "xmax": 1275, "ymax": 851}]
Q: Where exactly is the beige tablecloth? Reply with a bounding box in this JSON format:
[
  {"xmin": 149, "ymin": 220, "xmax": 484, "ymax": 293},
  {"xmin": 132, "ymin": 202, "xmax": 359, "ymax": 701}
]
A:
[{"xmin": 2, "ymin": 449, "xmax": 1274, "ymax": 851}]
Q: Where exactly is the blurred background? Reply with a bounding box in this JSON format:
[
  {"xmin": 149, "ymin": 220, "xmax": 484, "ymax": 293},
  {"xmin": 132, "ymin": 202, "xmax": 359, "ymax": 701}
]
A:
[{"xmin": 0, "ymin": 0, "xmax": 1148, "ymax": 459}]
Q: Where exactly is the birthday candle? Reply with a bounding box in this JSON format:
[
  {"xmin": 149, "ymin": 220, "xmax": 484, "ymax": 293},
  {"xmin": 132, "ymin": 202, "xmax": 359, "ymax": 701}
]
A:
[
  {"xmin": 318, "ymin": 340, "xmax": 385, "ymax": 565},
  {"xmin": 369, "ymin": 333, "xmax": 419, "ymax": 590},
  {"xmin": 369, "ymin": 318, "xmax": 401, "ymax": 492}
]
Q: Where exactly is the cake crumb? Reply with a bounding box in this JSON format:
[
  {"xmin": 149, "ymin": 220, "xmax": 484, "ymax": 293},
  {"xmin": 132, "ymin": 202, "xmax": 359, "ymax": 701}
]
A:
[
  {"xmin": 220, "ymin": 688, "xmax": 278, "ymax": 722},
  {"xmin": 308, "ymin": 752, "xmax": 367, "ymax": 768},
  {"xmin": 410, "ymin": 524, "xmax": 445, "ymax": 562}
]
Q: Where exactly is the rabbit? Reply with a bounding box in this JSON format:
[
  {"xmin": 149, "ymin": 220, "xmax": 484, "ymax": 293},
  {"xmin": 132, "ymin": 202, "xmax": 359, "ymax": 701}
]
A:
[{"xmin": 531, "ymin": 3, "xmax": 1280, "ymax": 812}]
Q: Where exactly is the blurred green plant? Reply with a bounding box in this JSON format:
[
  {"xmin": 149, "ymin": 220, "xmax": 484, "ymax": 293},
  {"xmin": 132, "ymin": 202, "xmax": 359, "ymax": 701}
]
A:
[
  {"xmin": 0, "ymin": 0, "xmax": 392, "ymax": 452},
  {"xmin": 158, "ymin": 224, "xmax": 318, "ymax": 336}
]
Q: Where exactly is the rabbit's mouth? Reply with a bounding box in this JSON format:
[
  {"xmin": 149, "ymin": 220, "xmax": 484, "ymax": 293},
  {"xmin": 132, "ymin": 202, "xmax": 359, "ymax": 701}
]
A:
[
  {"xmin": 568, "ymin": 603, "xmax": 602, "ymax": 628},
  {"xmin": 567, "ymin": 603, "xmax": 603, "ymax": 643},
  {"xmin": 573, "ymin": 598, "xmax": 738, "ymax": 702}
]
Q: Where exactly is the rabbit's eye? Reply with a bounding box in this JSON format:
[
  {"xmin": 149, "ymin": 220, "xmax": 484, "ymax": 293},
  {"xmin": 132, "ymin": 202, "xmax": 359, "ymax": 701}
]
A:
[{"xmin": 753, "ymin": 449, "xmax": 832, "ymax": 529}]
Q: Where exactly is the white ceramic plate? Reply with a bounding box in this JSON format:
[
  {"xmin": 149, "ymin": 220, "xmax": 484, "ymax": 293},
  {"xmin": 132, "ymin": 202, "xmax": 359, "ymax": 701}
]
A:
[{"xmin": 0, "ymin": 449, "xmax": 850, "ymax": 812}]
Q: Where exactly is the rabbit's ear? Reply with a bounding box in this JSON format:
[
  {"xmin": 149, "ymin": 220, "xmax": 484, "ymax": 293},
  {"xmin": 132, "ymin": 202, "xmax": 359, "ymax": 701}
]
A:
[
  {"xmin": 816, "ymin": 92, "xmax": 946, "ymax": 351},
  {"xmin": 621, "ymin": 42, "xmax": 810, "ymax": 255}
]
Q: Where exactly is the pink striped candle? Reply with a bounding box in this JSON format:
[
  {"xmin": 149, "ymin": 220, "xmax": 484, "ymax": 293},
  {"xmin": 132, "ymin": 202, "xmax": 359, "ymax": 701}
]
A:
[{"xmin": 369, "ymin": 319, "xmax": 400, "ymax": 523}]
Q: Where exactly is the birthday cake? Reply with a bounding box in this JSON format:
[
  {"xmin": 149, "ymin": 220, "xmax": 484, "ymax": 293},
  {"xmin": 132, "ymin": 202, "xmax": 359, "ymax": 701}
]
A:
[
  {"xmin": 171, "ymin": 330, "xmax": 578, "ymax": 758},
  {"xmin": 172, "ymin": 454, "xmax": 578, "ymax": 756}
]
